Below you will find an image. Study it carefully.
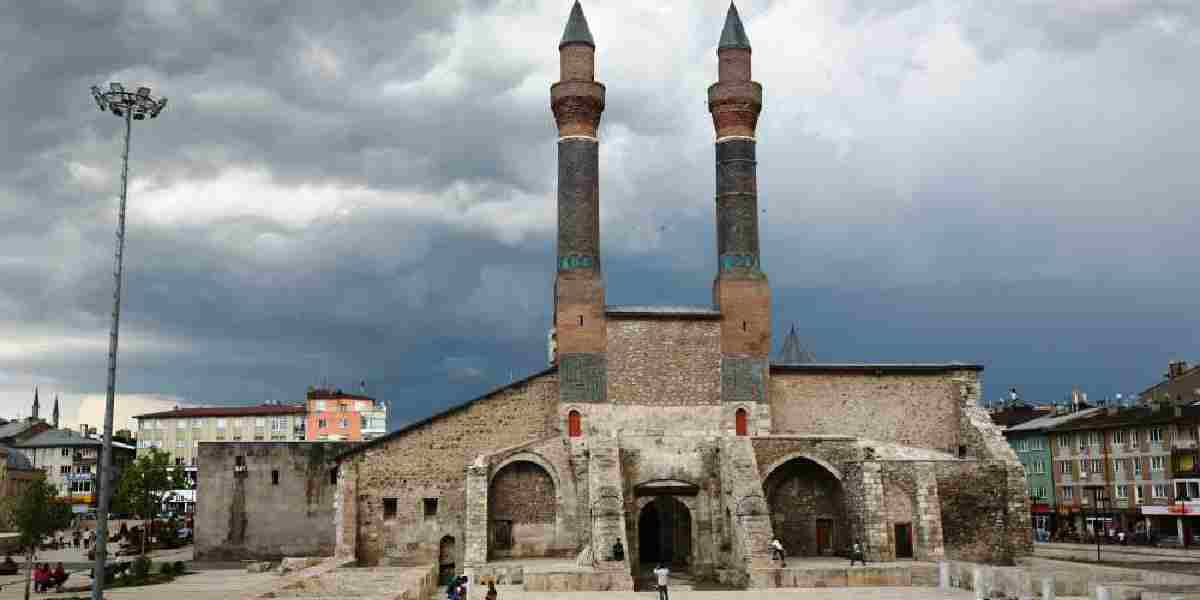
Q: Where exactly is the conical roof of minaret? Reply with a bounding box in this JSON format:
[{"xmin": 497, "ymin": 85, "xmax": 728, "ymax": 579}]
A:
[
  {"xmin": 719, "ymin": 2, "xmax": 751, "ymax": 50},
  {"xmin": 560, "ymin": 1, "xmax": 595, "ymax": 48},
  {"xmin": 52, "ymin": 395, "xmax": 60, "ymax": 428},
  {"xmin": 777, "ymin": 324, "xmax": 816, "ymax": 363},
  {"xmin": 31, "ymin": 386, "xmax": 39, "ymax": 420}
]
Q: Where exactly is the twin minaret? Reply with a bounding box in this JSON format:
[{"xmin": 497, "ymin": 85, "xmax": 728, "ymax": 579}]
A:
[{"xmin": 552, "ymin": 2, "xmax": 771, "ymax": 403}]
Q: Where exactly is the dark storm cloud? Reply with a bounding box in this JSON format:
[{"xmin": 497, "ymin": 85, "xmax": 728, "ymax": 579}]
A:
[{"xmin": 2, "ymin": 1, "xmax": 1199, "ymax": 425}]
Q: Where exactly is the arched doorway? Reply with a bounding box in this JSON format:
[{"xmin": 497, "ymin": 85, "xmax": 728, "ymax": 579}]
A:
[
  {"xmin": 438, "ymin": 535, "xmax": 456, "ymax": 581},
  {"xmin": 637, "ymin": 497, "xmax": 692, "ymax": 569},
  {"xmin": 764, "ymin": 457, "xmax": 847, "ymax": 557},
  {"xmin": 489, "ymin": 460, "xmax": 557, "ymax": 559},
  {"xmin": 735, "ymin": 408, "xmax": 748, "ymax": 436}
]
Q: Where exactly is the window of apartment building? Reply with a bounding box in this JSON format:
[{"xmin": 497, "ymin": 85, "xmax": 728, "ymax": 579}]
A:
[
  {"xmin": 1059, "ymin": 461, "xmax": 1072, "ymax": 475},
  {"xmin": 1153, "ymin": 483, "xmax": 1169, "ymax": 498},
  {"xmin": 176, "ymin": 440, "xmax": 185, "ymax": 449},
  {"xmin": 1113, "ymin": 430, "xmax": 1125, "ymax": 444},
  {"xmin": 1057, "ymin": 435, "xmax": 1069, "ymax": 449},
  {"xmin": 339, "ymin": 418, "xmax": 349, "ymax": 429},
  {"xmin": 1151, "ymin": 456, "xmax": 1165, "ymax": 471},
  {"xmin": 1015, "ymin": 439, "xmax": 1026, "ymax": 451},
  {"xmin": 1112, "ymin": 459, "xmax": 1123, "ymax": 474},
  {"xmin": 1032, "ymin": 461, "xmax": 1045, "ymax": 474},
  {"xmin": 1134, "ymin": 458, "xmax": 1142, "ymax": 475},
  {"xmin": 1134, "ymin": 485, "xmax": 1143, "ymax": 504},
  {"xmin": 271, "ymin": 417, "xmax": 286, "ymax": 432},
  {"xmin": 1180, "ymin": 426, "xmax": 1198, "ymax": 441},
  {"xmin": 1077, "ymin": 434, "xmax": 1086, "ymax": 450},
  {"xmin": 1032, "ymin": 438, "xmax": 1044, "ymax": 450},
  {"xmin": 253, "ymin": 417, "xmax": 265, "ymax": 428},
  {"xmin": 235, "ymin": 455, "xmax": 245, "ymax": 467},
  {"xmin": 383, "ymin": 498, "xmax": 398, "ymax": 520},
  {"xmin": 254, "ymin": 434, "xmax": 264, "ymax": 441},
  {"xmin": 1061, "ymin": 486, "xmax": 1074, "ymax": 499},
  {"xmin": 59, "ymin": 465, "xmax": 70, "ymax": 475},
  {"xmin": 270, "ymin": 434, "xmax": 286, "ymax": 441},
  {"xmin": 1149, "ymin": 427, "xmax": 1163, "ymax": 443},
  {"xmin": 318, "ymin": 418, "xmax": 327, "ymax": 429},
  {"xmin": 216, "ymin": 418, "xmax": 226, "ymax": 429},
  {"xmin": 424, "ymin": 498, "xmax": 439, "ymax": 519},
  {"xmin": 156, "ymin": 419, "xmax": 164, "ymax": 429},
  {"xmin": 315, "ymin": 400, "xmax": 326, "ymax": 411},
  {"xmin": 177, "ymin": 419, "xmax": 186, "ymax": 429},
  {"xmin": 60, "ymin": 448, "xmax": 70, "ymax": 457},
  {"xmin": 175, "ymin": 457, "xmax": 184, "ymax": 466},
  {"xmin": 1089, "ymin": 431, "xmax": 1103, "ymax": 446},
  {"xmin": 1115, "ymin": 485, "xmax": 1129, "ymax": 499},
  {"xmin": 271, "ymin": 470, "xmax": 279, "ymax": 485}
]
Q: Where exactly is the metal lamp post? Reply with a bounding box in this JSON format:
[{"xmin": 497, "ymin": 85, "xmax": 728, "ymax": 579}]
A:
[
  {"xmin": 1092, "ymin": 489, "xmax": 1109, "ymax": 562},
  {"xmin": 88, "ymin": 82, "xmax": 167, "ymax": 600}
]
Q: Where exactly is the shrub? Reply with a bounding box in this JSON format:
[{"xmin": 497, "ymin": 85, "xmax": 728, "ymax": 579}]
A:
[
  {"xmin": 160, "ymin": 562, "xmax": 174, "ymax": 575},
  {"xmin": 132, "ymin": 555, "xmax": 152, "ymax": 579},
  {"xmin": 173, "ymin": 561, "xmax": 186, "ymax": 575}
]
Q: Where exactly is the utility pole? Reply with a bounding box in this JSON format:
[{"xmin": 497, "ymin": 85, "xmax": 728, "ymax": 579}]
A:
[{"xmin": 88, "ymin": 82, "xmax": 167, "ymax": 600}]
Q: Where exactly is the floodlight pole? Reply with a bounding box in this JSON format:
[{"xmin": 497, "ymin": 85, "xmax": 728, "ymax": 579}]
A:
[{"xmin": 89, "ymin": 82, "xmax": 166, "ymax": 600}]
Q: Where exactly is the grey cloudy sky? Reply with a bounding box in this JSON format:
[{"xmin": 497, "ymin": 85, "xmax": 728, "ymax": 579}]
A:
[{"xmin": 2, "ymin": 0, "xmax": 1198, "ymax": 429}]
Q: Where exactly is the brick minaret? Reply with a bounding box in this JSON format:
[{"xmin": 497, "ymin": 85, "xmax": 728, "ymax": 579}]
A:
[
  {"xmin": 710, "ymin": 3, "xmax": 770, "ymax": 404},
  {"xmin": 552, "ymin": 1, "xmax": 607, "ymax": 403}
]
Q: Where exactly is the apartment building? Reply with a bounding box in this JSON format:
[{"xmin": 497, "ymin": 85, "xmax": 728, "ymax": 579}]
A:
[
  {"xmin": 13, "ymin": 428, "xmax": 136, "ymax": 509},
  {"xmin": 1001, "ymin": 407, "xmax": 1101, "ymax": 537},
  {"xmin": 305, "ymin": 386, "xmax": 387, "ymax": 441},
  {"xmin": 134, "ymin": 403, "xmax": 307, "ymax": 514},
  {"xmin": 1047, "ymin": 403, "xmax": 1200, "ymax": 545}
]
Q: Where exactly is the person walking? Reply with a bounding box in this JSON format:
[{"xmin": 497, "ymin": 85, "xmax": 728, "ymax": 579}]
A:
[
  {"xmin": 653, "ymin": 563, "xmax": 670, "ymax": 600},
  {"xmin": 770, "ymin": 537, "xmax": 786, "ymax": 567},
  {"xmin": 849, "ymin": 540, "xmax": 867, "ymax": 566},
  {"xmin": 485, "ymin": 580, "xmax": 498, "ymax": 600}
]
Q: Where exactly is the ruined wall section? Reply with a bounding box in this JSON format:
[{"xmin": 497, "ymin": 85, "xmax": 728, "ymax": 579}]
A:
[
  {"xmin": 196, "ymin": 442, "xmax": 340, "ymax": 561},
  {"xmin": 769, "ymin": 372, "xmax": 963, "ymax": 454},
  {"xmin": 606, "ymin": 317, "xmax": 721, "ymax": 406},
  {"xmin": 346, "ymin": 373, "xmax": 559, "ymax": 566}
]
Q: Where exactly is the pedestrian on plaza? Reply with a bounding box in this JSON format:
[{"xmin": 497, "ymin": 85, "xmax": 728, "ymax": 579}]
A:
[
  {"xmin": 849, "ymin": 540, "xmax": 866, "ymax": 566},
  {"xmin": 50, "ymin": 562, "xmax": 69, "ymax": 591},
  {"xmin": 653, "ymin": 563, "xmax": 670, "ymax": 600},
  {"xmin": 770, "ymin": 537, "xmax": 786, "ymax": 567},
  {"xmin": 485, "ymin": 580, "xmax": 498, "ymax": 600},
  {"xmin": 33, "ymin": 563, "xmax": 49, "ymax": 593},
  {"xmin": 0, "ymin": 554, "xmax": 18, "ymax": 575}
]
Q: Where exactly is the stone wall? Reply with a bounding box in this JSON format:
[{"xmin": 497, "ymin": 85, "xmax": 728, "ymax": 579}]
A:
[
  {"xmin": 769, "ymin": 371, "xmax": 964, "ymax": 453},
  {"xmin": 763, "ymin": 457, "xmax": 847, "ymax": 557},
  {"xmin": 341, "ymin": 372, "xmax": 559, "ymax": 566},
  {"xmin": 195, "ymin": 442, "xmax": 341, "ymax": 561},
  {"xmin": 606, "ymin": 317, "xmax": 721, "ymax": 406},
  {"xmin": 488, "ymin": 460, "xmax": 558, "ymax": 559}
]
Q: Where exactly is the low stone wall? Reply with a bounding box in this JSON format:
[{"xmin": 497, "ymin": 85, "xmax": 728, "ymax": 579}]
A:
[
  {"xmin": 261, "ymin": 562, "xmax": 438, "ymax": 599},
  {"xmin": 750, "ymin": 563, "xmax": 938, "ymax": 588},
  {"xmin": 940, "ymin": 558, "xmax": 1200, "ymax": 599},
  {"xmin": 468, "ymin": 563, "xmax": 632, "ymax": 593}
]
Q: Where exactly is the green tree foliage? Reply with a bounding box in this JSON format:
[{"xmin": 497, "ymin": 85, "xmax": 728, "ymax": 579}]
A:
[
  {"xmin": 13, "ymin": 479, "xmax": 72, "ymax": 600},
  {"xmin": 112, "ymin": 449, "xmax": 189, "ymax": 553}
]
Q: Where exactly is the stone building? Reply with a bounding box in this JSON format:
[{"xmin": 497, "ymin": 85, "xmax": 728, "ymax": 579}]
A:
[
  {"xmin": 332, "ymin": 2, "xmax": 1030, "ymax": 588},
  {"xmin": 13, "ymin": 428, "xmax": 136, "ymax": 509},
  {"xmin": 194, "ymin": 442, "xmax": 342, "ymax": 561}
]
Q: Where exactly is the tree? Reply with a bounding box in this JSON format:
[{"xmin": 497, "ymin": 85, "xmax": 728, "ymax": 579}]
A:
[
  {"xmin": 112, "ymin": 449, "xmax": 189, "ymax": 555},
  {"xmin": 12, "ymin": 479, "xmax": 72, "ymax": 600}
]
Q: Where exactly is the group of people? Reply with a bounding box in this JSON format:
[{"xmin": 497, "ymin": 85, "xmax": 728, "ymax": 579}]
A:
[
  {"xmin": 31, "ymin": 562, "xmax": 69, "ymax": 593},
  {"xmin": 768, "ymin": 537, "xmax": 868, "ymax": 567},
  {"xmin": 444, "ymin": 575, "xmax": 498, "ymax": 600},
  {"xmin": 41, "ymin": 529, "xmax": 95, "ymax": 551}
]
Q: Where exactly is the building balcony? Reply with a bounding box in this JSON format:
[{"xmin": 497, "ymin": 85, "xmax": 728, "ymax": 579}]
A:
[{"xmin": 1172, "ymin": 438, "xmax": 1198, "ymax": 450}]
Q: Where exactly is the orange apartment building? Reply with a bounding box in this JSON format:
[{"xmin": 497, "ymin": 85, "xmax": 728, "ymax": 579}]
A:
[{"xmin": 305, "ymin": 386, "xmax": 388, "ymax": 442}]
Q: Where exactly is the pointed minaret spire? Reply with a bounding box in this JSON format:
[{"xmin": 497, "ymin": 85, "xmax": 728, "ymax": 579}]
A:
[
  {"xmin": 778, "ymin": 324, "xmax": 816, "ymax": 364},
  {"xmin": 31, "ymin": 386, "xmax": 40, "ymax": 421},
  {"xmin": 52, "ymin": 395, "xmax": 60, "ymax": 428},
  {"xmin": 719, "ymin": 3, "xmax": 751, "ymax": 50},
  {"xmin": 560, "ymin": 1, "xmax": 595, "ymax": 48}
]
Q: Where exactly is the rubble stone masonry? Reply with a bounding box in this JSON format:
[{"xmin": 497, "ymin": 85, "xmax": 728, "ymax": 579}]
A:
[{"xmin": 606, "ymin": 316, "xmax": 721, "ymax": 406}]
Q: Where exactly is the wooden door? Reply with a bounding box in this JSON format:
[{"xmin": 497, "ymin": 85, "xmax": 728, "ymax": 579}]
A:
[{"xmin": 815, "ymin": 520, "xmax": 831, "ymax": 555}]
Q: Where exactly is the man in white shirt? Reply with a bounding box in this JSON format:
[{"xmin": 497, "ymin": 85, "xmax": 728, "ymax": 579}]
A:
[
  {"xmin": 770, "ymin": 537, "xmax": 786, "ymax": 567},
  {"xmin": 652, "ymin": 563, "xmax": 670, "ymax": 600}
]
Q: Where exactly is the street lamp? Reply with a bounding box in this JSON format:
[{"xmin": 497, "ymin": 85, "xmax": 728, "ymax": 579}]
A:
[{"xmin": 87, "ymin": 81, "xmax": 167, "ymax": 600}]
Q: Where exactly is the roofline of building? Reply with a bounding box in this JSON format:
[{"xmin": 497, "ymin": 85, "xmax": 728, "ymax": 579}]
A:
[
  {"xmin": 1138, "ymin": 361, "xmax": 1200, "ymax": 398},
  {"xmin": 770, "ymin": 362, "xmax": 984, "ymax": 374},
  {"xmin": 604, "ymin": 305, "xmax": 722, "ymax": 319},
  {"xmin": 1046, "ymin": 405, "xmax": 1200, "ymax": 432},
  {"xmin": 305, "ymin": 389, "xmax": 376, "ymax": 402},
  {"xmin": 133, "ymin": 404, "xmax": 307, "ymax": 419},
  {"xmin": 336, "ymin": 366, "xmax": 558, "ymax": 461}
]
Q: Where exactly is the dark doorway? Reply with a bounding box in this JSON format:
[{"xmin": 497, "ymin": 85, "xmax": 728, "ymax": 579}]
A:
[
  {"xmin": 637, "ymin": 497, "xmax": 692, "ymax": 569},
  {"xmin": 894, "ymin": 523, "xmax": 913, "ymax": 559},
  {"xmin": 438, "ymin": 535, "xmax": 456, "ymax": 581}
]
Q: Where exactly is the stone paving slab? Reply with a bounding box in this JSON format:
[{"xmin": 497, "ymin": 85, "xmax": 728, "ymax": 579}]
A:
[{"xmin": 457, "ymin": 587, "xmax": 980, "ymax": 599}]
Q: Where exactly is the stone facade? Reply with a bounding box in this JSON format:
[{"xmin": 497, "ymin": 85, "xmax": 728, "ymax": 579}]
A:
[
  {"xmin": 328, "ymin": 3, "xmax": 1031, "ymax": 592},
  {"xmin": 195, "ymin": 442, "xmax": 341, "ymax": 561}
]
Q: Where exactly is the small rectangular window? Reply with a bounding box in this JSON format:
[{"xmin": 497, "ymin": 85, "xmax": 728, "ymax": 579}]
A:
[
  {"xmin": 424, "ymin": 498, "xmax": 438, "ymax": 519},
  {"xmin": 271, "ymin": 470, "xmax": 279, "ymax": 485},
  {"xmin": 383, "ymin": 498, "xmax": 398, "ymax": 520}
]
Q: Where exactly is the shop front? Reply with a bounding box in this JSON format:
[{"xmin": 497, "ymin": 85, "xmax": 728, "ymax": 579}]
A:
[{"xmin": 1141, "ymin": 501, "xmax": 1200, "ymax": 547}]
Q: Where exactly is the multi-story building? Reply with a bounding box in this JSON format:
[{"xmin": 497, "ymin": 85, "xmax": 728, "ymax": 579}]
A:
[
  {"xmin": 0, "ymin": 444, "xmax": 43, "ymax": 505},
  {"xmin": 133, "ymin": 403, "xmax": 308, "ymax": 515},
  {"xmin": 13, "ymin": 428, "xmax": 136, "ymax": 509},
  {"xmin": 1141, "ymin": 360, "xmax": 1200, "ymax": 407},
  {"xmin": 1000, "ymin": 406, "xmax": 1100, "ymax": 538},
  {"xmin": 1047, "ymin": 403, "xmax": 1199, "ymax": 545},
  {"xmin": 305, "ymin": 387, "xmax": 387, "ymax": 441}
]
